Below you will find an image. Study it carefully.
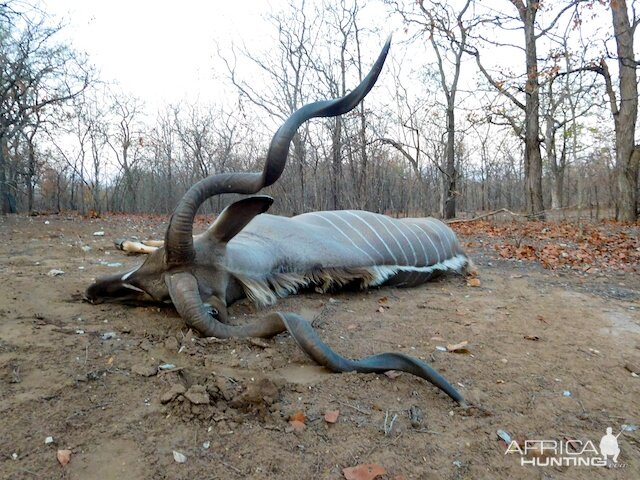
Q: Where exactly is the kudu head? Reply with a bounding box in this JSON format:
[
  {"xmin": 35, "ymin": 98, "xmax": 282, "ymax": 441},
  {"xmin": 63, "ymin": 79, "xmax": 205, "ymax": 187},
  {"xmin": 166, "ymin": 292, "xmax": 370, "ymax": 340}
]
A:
[{"xmin": 85, "ymin": 37, "xmax": 391, "ymax": 338}]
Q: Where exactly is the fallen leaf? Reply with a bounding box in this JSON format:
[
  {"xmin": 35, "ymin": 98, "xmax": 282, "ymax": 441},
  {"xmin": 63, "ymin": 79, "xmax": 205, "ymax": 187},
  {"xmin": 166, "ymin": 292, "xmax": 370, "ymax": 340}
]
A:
[
  {"xmin": 384, "ymin": 370, "xmax": 402, "ymax": 379},
  {"xmin": 56, "ymin": 449, "xmax": 72, "ymax": 466},
  {"xmin": 289, "ymin": 420, "xmax": 305, "ymax": 431},
  {"xmin": 378, "ymin": 296, "xmax": 388, "ymax": 304},
  {"xmin": 342, "ymin": 463, "xmax": 386, "ymax": 480},
  {"xmin": 467, "ymin": 278, "xmax": 481, "ymax": 287},
  {"xmin": 289, "ymin": 411, "xmax": 305, "ymax": 424},
  {"xmin": 324, "ymin": 410, "xmax": 340, "ymax": 423},
  {"xmin": 446, "ymin": 340, "xmax": 469, "ymax": 353},
  {"xmin": 377, "ymin": 306, "xmax": 385, "ymax": 313},
  {"xmin": 524, "ymin": 335, "xmax": 540, "ymax": 341}
]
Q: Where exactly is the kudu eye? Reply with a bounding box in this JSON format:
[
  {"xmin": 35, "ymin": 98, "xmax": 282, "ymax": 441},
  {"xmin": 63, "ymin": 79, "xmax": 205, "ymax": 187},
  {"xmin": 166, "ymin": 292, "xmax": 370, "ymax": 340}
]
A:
[{"xmin": 203, "ymin": 303, "xmax": 218, "ymax": 317}]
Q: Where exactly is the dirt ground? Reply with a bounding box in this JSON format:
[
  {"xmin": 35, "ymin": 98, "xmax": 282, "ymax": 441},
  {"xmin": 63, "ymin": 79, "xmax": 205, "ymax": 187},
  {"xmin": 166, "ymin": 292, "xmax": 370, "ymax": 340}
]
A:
[{"xmin": 0, "ymin": 213, "xmax": 639, "ymax": 480}]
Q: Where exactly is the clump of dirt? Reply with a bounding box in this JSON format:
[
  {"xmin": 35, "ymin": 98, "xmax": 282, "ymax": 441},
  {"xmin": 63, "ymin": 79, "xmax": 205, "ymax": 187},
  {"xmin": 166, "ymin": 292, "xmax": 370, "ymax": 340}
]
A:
[{"xmin": 160, "ymin": 374, "xmax": 282, "ymax": 425}]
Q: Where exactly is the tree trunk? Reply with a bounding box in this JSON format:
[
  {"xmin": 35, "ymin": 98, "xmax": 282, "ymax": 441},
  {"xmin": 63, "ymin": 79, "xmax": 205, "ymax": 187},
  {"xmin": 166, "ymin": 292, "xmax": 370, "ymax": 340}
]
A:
[
  {"xmin": 520, "ymin": 2, "xmax": 545, "ymax": 216},
  {"xmin": 292, "ymin": 132, "xmax": 306, "ymax": 214},
  {"xmin": 331, "ymin": 118, "xmax": 342, "ymax": 211},
  {"xmin": 27, "ymin": 137, "xmax": 36, "ymax": 214},
  {"xmin": 551, "ymin": 169, "xmax": 564, "ymax": 210},
  {"xmin": 442, "ymin": 102, "xmax": 456, "ymax": 219},
  {"xmin": 546, "ymin": 115, "xmax": 565, "ymax": 210},
  {"xmin": 0, "ymin": 137, "xmax": 10, "ymax": 214},
  {"xmin": 611, "ymin": 0, "xmax": 638, "ymax": 221}
]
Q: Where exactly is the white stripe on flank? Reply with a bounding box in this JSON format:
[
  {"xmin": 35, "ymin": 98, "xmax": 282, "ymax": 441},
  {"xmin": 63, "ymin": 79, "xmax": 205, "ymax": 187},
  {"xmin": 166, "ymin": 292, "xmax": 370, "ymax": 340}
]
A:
[
  {"xmin": 420, "ymin": 220, "xmax": 446, "ymax": 262},
  {"xmin": 384, "ymin": 215, "xmax": 416, "ymax": 264},
  {"xmin": 409, "ymin": 222, "xmax": 441, "ymax": 264},
  {"xmin": 306, "ymin": 212, "xmax": 377, "ymax": 263},
  {"xmin": 404, "ymin": 223, "xmax": 430, "ymax": 266},
  {"xmin": 345, "ymin": 211, "xmax": 398, "ymax": 264},
  {"xmin": 425, "ymin": 217, "xmax": 449, "ymax": 257},
  {"xmin": 327, "ymin": 211, "xmax": 385, "ymax": 263},
  {"xmin": 437, "ymin": 219, "xmax": 454, "ymax": 244},
  {"xmin": 373, "ymin": 214, "xmax": 409, "ymax": 264}
]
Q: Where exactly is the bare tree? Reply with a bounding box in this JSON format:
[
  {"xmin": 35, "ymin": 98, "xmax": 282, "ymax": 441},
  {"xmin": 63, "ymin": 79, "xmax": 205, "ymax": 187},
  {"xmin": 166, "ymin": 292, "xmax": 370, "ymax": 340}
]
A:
[
  {"xmin": 376, "ymin": 58, "xmax": 444, "ymax": 214},
  {"xmin": 389, "ymin": 0, "xmax": 473, "ymax": 219},
  {"xmin": 221, "ymin": 0, "xmax": 319, "ymax": 213},
  {"xmin": 467, "ymin": 1, "xmax": 580, "ymax": 217},
  {"xmin": 0, "ymin": 3, "xmax": 89, "ymax": 213},
  {"xmin": 106, "ymin": 92, "xmax": 145, "ymax": 212},
  {"xmin": 150, "ymin": 106, "xmax": 178, "ymax": 212},
  {"xmin": 599, "ymin": 0, "xmax": 638, "ymax": 220}
]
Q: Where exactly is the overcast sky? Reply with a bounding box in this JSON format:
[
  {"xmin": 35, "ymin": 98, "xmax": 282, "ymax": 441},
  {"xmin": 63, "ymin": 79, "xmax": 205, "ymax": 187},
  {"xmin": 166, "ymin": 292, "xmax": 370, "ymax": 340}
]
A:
[
  {"xmin": 37, "ymin": 0, "xmax": 617, "ymax": 125},
  {"xmin": 40, "ymin": 0, "xmax": 287, "ymax": 108}
]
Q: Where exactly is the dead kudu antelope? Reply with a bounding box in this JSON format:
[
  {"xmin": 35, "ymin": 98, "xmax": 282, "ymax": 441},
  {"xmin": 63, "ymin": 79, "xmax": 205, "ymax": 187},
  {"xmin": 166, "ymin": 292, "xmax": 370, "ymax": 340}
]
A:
[{"xmin": 85, "ymin": 39, "xmax": 470, "ymax": 406}]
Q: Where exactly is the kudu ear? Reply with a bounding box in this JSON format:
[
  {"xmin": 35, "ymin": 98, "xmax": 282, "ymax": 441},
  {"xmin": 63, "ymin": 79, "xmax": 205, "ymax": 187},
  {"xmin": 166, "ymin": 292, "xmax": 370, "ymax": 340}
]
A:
[{"xmin": 208, "ymin": 195, "xmax": 274, "ymax": 243}]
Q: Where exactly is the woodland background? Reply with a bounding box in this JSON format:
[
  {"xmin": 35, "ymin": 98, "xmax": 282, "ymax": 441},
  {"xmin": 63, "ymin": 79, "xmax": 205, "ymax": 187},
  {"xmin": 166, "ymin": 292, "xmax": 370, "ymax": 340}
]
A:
[{"xmin": 1, "ymin": 0, "xmax": 639, "ymax": 222}]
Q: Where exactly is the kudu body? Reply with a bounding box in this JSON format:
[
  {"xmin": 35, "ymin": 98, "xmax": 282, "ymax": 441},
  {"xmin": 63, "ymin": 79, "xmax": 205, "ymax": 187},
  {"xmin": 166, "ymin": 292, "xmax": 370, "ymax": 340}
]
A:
[{"xmin": 85, "ymin": 39, "xmax": 470, "ymax": 406}]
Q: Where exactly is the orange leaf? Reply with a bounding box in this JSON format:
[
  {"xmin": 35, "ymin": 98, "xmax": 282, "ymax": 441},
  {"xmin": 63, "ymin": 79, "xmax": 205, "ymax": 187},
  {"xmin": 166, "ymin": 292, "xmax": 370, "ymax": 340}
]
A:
[
  {"xmin": 289, "ymin": 411, "xmax": 305, "ymax": 423},
  {"xmin": 467, "ymin": 278, "xmax": 481, "ymax": 287},
  {"xmin": 324, "ymin": 410, "xmax": 340, "ymax": 423},
  {"xmin": 57, "ymin": 449, "xmax": 72, "ymax": 466},
  {"xmin": 343, "ymin": 463, "xmax": 387, "ymax": 480},
  {"xmin": 289, "ymin": 420, "xmax": 305, "ymax": 431}
]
